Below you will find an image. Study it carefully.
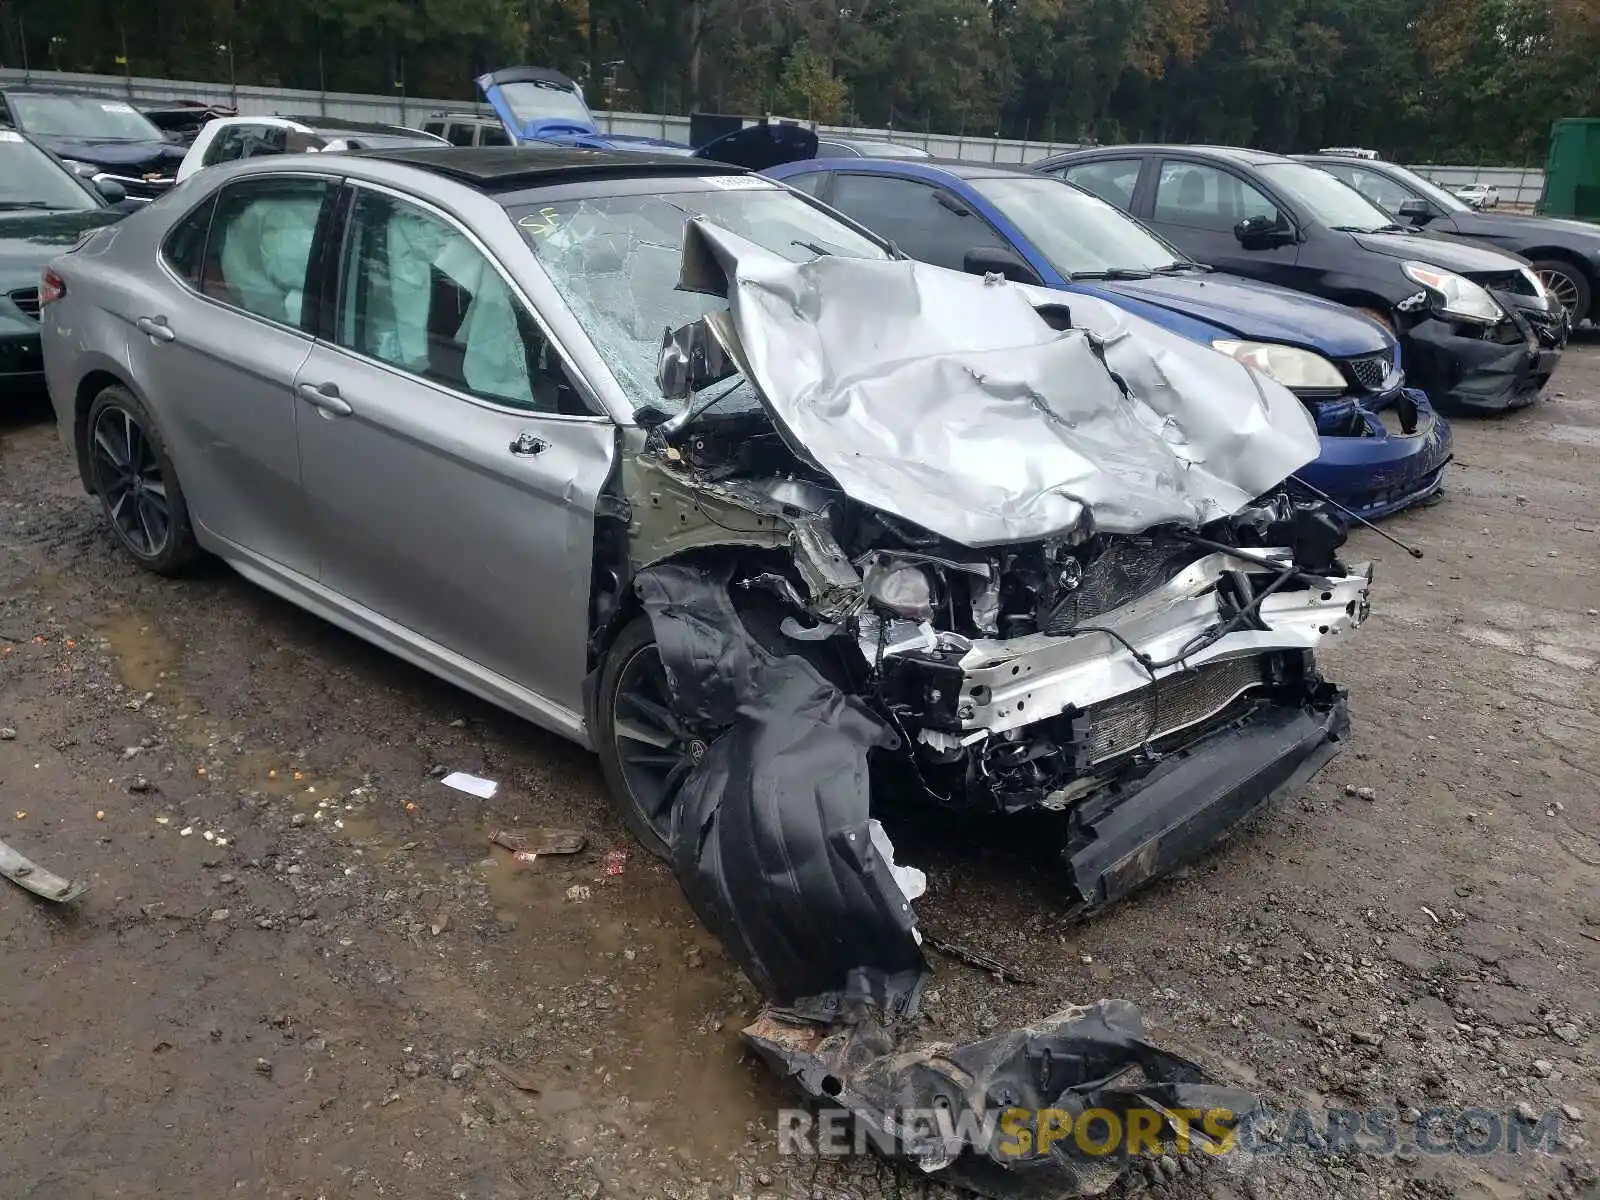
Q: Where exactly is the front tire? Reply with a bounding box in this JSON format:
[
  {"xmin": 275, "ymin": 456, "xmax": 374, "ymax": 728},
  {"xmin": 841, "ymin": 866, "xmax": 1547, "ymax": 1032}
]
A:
[
  {"xmin": 85, "ymin": 385, "xmax": 199, "ymax": 575},
  {"xmin": 594, "ymin": 616, "xmax": 703, "ymax": 861}
]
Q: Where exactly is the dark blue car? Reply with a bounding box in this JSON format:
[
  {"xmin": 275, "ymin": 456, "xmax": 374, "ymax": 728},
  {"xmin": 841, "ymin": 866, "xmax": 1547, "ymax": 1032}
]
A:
[{"xmin": 766, "ymin": 157, "xmax": 1452, "ymax": 520}]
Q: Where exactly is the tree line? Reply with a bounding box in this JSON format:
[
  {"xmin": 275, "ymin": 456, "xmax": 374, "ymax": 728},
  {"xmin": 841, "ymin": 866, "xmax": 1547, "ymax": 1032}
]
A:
[{"xmin": 1, "ymin": 0, "xmax": 1596, "ymax": 165}]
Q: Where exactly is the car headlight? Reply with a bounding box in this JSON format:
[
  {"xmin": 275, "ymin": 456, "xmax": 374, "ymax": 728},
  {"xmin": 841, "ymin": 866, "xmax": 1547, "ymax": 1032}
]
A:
[
  {"xmin": 1402, "ymin": 261, "xmax": 1502, "ymax": 324},
  {"xmin": 59, "ymin": 159, "xmax": 100, "ymax": 179},
  {"xmin": 1520, "ymin": 267, "xmax": 1551, "ymax": 310},
  {"xmin": 1211, "ymin": 340, "xmax": 1347, "ymax": 394},
  {"xmin": 863, "ymin": 559, "xmax": 934, "ymax": 621}
]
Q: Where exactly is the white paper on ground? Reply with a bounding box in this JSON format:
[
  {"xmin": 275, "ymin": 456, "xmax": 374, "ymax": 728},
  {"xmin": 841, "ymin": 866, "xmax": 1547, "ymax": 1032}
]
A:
[{"xmin": 440, "ymin": 772, "xmax": 498, "ymax": 799}]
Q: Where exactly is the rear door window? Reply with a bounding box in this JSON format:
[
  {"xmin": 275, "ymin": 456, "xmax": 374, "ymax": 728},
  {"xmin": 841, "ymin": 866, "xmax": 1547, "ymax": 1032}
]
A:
[
  {"xmin": 1061, "ymin": 158, "xmax": 1143, "ymax": 210},
  {"xmin": 446, "ymin": 122, "xmax": 476, "ymax": 147},
  {"xmin": 479, "ymin": 124, "xmax": 511, "ymax": 146},
  {"xmin": 198, "ymin": 176, "xmax": 333, "ymax": 330},
  {"xmin": 162, "ymin": 194, "xmax": 219, "ymax": 289}
]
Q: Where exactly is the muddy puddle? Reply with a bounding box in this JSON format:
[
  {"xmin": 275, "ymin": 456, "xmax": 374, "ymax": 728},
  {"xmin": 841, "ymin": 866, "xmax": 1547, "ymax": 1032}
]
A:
[
  {"xmin": 471, "ymin": 840, "xmax": 785, "ymax": 1164},
  {"xmin": 93, "ymin": 602, "xmax": 784, "ymax": 1172}
]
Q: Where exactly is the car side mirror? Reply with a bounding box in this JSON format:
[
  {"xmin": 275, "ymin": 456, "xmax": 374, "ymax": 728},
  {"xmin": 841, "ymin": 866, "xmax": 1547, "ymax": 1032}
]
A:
[
  {"xmin": 94, "ymin": 177, "xmax": 127, "ymax": 204},
  {"xmin": 658, "ymin": 315, "xmax": 739, "ymax": 401},
  {"xmin": 962, "ymin": 245, "xmax": 1043, "ymax": 286},
  {"xmin": 1233, "ymin": 213, "xmax": 1294, "ymax": 248},
  {"xmin": 1397, "ymin": 197, "xmax": 1432, "ymax": 224}
]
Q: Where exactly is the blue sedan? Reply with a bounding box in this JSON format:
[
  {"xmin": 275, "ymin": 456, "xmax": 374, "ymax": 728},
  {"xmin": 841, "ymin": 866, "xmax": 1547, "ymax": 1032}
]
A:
[{"xmin": 766, "ymin": 157, "xmax": 1452, "ymax": 520}]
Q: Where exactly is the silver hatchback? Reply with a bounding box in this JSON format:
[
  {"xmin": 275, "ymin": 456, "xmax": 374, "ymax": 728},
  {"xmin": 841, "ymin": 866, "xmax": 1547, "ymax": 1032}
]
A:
[{"xmin": 44, "ymin": 144, "xmax": 1366, "ymax": 1188}]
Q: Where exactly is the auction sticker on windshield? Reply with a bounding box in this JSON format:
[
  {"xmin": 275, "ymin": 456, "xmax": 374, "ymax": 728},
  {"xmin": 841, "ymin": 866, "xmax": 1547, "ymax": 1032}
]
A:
[{"xmin": 702, "ymin": 175, "xmax": 778, "ymax": 190}]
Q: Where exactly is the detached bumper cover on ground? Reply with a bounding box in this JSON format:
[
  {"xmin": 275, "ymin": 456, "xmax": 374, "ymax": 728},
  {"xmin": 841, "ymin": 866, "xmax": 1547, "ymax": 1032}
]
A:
[{"xmin": 747, "ymin": 1001, "xmax": 1258, "ymax": 1198}]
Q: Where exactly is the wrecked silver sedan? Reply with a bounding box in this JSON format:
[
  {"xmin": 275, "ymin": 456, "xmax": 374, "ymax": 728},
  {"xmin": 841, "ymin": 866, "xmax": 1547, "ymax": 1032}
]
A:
[{"xmin": 44, "ymin": 145, "xmax": 1366, "ymax": 1192}]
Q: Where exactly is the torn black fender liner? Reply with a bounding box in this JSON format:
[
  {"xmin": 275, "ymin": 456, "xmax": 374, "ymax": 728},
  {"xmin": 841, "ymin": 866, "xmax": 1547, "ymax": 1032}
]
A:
[
  {"xmin": 636, "ymin": 562, "xmax": 1261, "ymax": 1195},
  {"xmin": 637, "ymin": 562, "xmax": 926, "ymax": 1022},
  {"xmin": 1063, "ymin": 691, "xmax": 1351, "ymax": 909},
  {"xmin": 745, "ymin": 999, "xmax": 1258, "ymax": 1197}
]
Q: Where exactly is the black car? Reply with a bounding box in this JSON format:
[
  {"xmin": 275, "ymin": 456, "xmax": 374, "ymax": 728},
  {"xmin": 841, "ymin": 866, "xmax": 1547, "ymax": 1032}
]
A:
[
  {"xmin": 0, "ymin": 88, "xmax": 185, "ymax": 200},
  {"xmin": 1297, "ymin": 154, "xmax": 1600, "ymax": 327},
  {"xmin": 0, "ymin": 132, "xmax": 126, "ymax": 393},
  {"xmin": 1035, "ymin": 145, "xmax": 1567, "ymax": 413}
]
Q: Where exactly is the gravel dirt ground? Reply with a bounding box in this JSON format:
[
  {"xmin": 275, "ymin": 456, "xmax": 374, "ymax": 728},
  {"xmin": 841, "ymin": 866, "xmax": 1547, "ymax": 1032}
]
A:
[{"xmin": 2, "ymin": 339, "xmax": 1597, "ymax": 1200}]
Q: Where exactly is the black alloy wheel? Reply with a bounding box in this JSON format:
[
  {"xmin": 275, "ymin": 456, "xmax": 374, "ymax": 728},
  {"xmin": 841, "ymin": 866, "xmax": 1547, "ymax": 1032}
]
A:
[
  {"xmin": 1530, "ymin": 261, "xmax": 1590, "ymax": 326},
  {"xmin": 596, "ymin": 616, "xmax": 706, "ymax": 861},
  {"xmin": 86, "ymin": 386, "xmax": 198, "ymax": 574}
]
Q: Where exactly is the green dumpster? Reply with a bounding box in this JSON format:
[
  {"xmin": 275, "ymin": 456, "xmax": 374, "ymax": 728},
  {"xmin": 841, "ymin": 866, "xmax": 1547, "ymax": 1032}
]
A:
[{"xmin": 1538, "ymin": 118, "xmax": 1600, "ymax": 220}]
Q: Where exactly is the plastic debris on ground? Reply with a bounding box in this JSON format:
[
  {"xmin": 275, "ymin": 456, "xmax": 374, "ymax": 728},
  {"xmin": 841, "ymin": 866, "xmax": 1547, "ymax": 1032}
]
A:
[
  {"xmin": 0, "ymin": 837, "xmax": 88, "ymax": 903},
  {"xmin": 601, "ymin": 848, "xmax": 629, "ymax": 876},
  {"xmin": 440, "ymin": 771, "xmax": 498, "ymax": 799},
  {"xmin": 489, "ymin": 828, "xmax": 587, "ymax": 856}
]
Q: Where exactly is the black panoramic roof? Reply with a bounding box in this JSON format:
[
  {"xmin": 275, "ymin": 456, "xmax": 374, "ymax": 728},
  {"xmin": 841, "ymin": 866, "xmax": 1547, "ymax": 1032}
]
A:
[{"xmin": 350, "ymin": 145, "xmax": 739, "ymax": 189}]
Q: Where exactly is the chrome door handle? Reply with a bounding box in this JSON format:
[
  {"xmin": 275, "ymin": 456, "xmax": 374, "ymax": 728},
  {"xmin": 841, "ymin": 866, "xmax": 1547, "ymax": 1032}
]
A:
[
  {"xmin": 135, "ymin": 316, "xmax": 176, "ymax": 342},
  {"xmin": 509, "ymin": 431, "xmax": 548, "ymax": 457},
  {"xmin": 297, "ymin": 381, "xmax": 353, "ymax": 417}
]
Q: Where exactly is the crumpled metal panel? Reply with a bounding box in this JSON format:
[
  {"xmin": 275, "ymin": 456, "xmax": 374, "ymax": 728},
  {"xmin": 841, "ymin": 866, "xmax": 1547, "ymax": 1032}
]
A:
[
  {"xmin": 745, "ymin": 999, "xmax": 1259, "ymax": 1197},
  {"xmin": 636, "ymin": 562, "xmax": 927, "ymax": 1022},
  {"xmin": 677, "ymin": 219, "xmax": 1322, "ymax": 547}
]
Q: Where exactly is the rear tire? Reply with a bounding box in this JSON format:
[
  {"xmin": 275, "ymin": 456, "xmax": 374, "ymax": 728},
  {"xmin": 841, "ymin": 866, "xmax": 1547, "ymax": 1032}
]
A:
[
  {"xmin": 1529, "ymin": 260, "xmax": 1590, "ymax": 326},
  {"xmin": 85, "ymin": 385, "xmax": 199, "ymax": 575}
]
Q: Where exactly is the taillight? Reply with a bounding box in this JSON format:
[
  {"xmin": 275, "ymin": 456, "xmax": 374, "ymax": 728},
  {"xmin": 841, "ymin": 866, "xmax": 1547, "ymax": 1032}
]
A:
[{"xmin": 39, "ymin": 267, "xmax": 65, "ymax": 307}]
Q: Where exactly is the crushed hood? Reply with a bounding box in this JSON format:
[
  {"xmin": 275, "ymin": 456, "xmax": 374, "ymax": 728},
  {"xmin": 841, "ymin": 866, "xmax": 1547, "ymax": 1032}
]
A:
[{"xmin": 675, "ymin": 219, "xmax": 1322, "ymax": 547}]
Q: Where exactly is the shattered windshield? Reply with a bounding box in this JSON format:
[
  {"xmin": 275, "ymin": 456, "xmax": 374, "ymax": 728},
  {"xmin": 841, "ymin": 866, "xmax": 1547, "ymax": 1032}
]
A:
[{"xmin": 511, "ymin": 182, "xmax": 889, "ymax": 414}]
